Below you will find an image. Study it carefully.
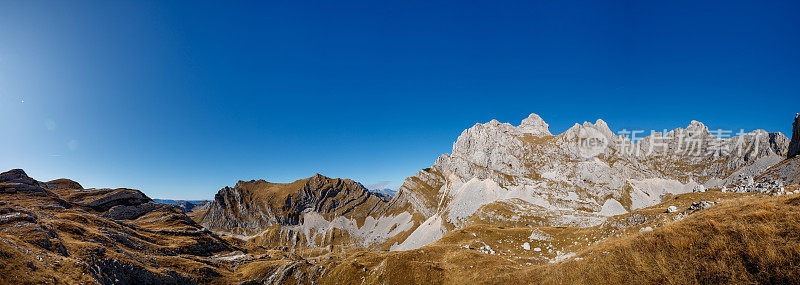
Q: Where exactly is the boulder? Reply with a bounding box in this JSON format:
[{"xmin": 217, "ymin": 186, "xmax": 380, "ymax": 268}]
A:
[{"xmin": 688, "ymin": 201, "xmax": 716, "ymax": 211}]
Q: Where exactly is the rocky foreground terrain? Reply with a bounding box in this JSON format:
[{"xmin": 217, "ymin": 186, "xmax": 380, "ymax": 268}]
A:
[
  {"xmin": 0, "ymin": 169, "xmax": 233, "ymax": 284},
  {"xmin": 1, "ymin": 113, "xmax": 799, "ymax": 284}
]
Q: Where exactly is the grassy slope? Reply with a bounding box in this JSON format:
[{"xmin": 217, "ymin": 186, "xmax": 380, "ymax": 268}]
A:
[
  {"xmin": 314, "ymin": 191, "xmax": 800, "ymax": 284},
  {"xmin": 497, "ymin": 194, "xmax": 800, "ymax": 284}
]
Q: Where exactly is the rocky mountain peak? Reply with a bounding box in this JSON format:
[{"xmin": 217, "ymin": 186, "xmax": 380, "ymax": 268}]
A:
[
  {"xmin": 789, "ymin": 113, "xmax": 800, "ymax": 159},
  {"xmin": 1, "ymin": 169, "xmax": 49, "ymax": 194},
  {"xmin": 594, "ymin": 118, "xmax": 610, "ymax": 129},
  {"xmin": 563, "ymin": 119, "xmax": 616, "ymax": 141},
  {"xmin": 201, "ymin": 173, "xmax": 387, "ymax": 234},
  {"xmin": 0, "ymin": 169, "xmax": 31, "ymax": 182},
  {"xmin": 305, "ymin": 173, "xmax": 366, "ymax": 196},
  {"xmin": 686, "ymin": 120, "xmax": 709, "ymax": 134},
  {"xmin": 308, "ymin": 173, "xmax": 341, "ymax": 184},
  {"xmin": 519, "ymin": 113, "xmax": 551, "ymax": 136},
  {"xmin": 582, "ymin": 119, "xmax": 615, "ymax": 138}
]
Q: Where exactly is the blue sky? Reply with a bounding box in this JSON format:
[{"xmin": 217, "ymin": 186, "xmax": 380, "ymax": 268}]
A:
[{"xmin": 1, "ymin": 0, "xmax": 798, "ymax": 199}]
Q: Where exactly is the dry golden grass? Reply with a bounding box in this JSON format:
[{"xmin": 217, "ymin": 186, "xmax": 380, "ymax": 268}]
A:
[
  {"xmin": 7, "ymin": 167, "xmax": 800, "ymax": 284},
  {"xmin": 490, "ymin": 194, "xmax": 800, "ymax": 284},
  {"xmin": 0, "ymin": 176, "xmax": 237, "ymax": 284},
  {"xmin": 296, "ymin": 192, "xmax": 800, "ymax": 285}
]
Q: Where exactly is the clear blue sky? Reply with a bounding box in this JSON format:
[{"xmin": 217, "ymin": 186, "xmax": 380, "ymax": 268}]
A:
[{"xmin": 1, "ymin": 0, "xmax": 798, "ymax": 199}]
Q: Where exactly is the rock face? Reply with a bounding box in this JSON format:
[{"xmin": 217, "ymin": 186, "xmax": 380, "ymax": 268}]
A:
[
  {"xmin": 385, "ymin": 113, "xmax": 790, "ymax": 250},
  {"xmin": 81, "ymin": 189, "xmax": 152, "ymax": 211},
  {"xmin": 202, "ymin": 174, "xmax": 373, "ymax": 229},
  {"xmin": 753, "ymin": 114, "xmax": 800, "ymax": 185},
  {"xmin": 106, "ymin": 202, "xmax": 162, "ymax": 220},
  {"xmin": 200, "ymin": 174, "xmax": 408, "ymax": 248},
  {"xmin": 0, "ymin": 169, "xmax": 50, "ymax": 194},
  {"xmin": 202, "ymin": 113, "xmax": 792, "ymax": 252},
  {"xmin": 789, "ymin": 113, "xmax": 800, "ymax": 159},
  {"xmin": 518, "ymin": 113, "xmax": 551, "ymax": 136}
]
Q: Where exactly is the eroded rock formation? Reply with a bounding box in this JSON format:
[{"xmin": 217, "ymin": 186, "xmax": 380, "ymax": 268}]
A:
[
  {"xmin": 789, "ymin": 113, "xmax": 800, "ymax": 159},
  {"xmin": 0, "ymin": 169, "xmax": 232, "ymax": 284},
  {"xmin": 201, "ymin": 113, "xmax": 792, "ymax": 252}
]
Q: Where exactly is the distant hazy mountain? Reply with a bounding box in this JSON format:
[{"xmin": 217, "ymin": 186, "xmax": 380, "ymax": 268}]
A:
[
  {"xmin": 152, "ymin": 198, "xmax": 210, "ymax": 205},
  {"xmin": 153, "ymin": 199, "xmax": 211, "ymax": 213},
  {"xmin": 370, "ymin": 188, "xmax": 397, "ymax": 197}
]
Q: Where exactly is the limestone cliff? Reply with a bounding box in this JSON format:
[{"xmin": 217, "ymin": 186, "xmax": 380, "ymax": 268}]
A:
[
  {"xmin": 388, "ymin": 113, "xmax": 789, "ymax": 250},
  {"xmin": 788, "ymin": 113, "xmax": 800, "ymax": 159},
  {"xmin": 200, "ymin": 113, "xmax": 792, "ymax": 252},
  {"xmin": 199, "ymin": 174, "xmax": 414, "ymax": 249}
]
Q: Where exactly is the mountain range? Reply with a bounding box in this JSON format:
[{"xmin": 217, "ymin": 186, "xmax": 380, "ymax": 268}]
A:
[
  {"xmin": 199, "ymin": 113, "xmax": 791, "ymax": 252},
  {"xmin": 1, "ymin": 113, "xmax": 799, "ymax": 284}
]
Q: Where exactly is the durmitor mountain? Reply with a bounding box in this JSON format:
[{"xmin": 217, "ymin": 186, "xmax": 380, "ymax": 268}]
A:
[
  {"xmin": 200, "ymin": 113, "xmax": 790, "ymax": 251},
  {"xmin": 2, "ymin": 113, "xmax": 800, "ymax": 284}
]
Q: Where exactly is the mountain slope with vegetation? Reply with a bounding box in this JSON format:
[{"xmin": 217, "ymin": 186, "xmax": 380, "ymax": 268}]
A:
[{"xmin": 2, "ymin": 113, "xmax": 799, "ymax": 284}]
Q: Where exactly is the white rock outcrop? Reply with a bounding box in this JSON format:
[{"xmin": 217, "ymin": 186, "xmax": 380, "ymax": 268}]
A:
[
  {"xmin": 519, "ymin": 113, "xmax": 551, "ymax": 136},
  {"xmin": 390, "ymin": 113, "xmax": 790, "ymax": 250},
  {"xmin": 788, "ymin": 113, "xmax": 800, "ymax": 159}
]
